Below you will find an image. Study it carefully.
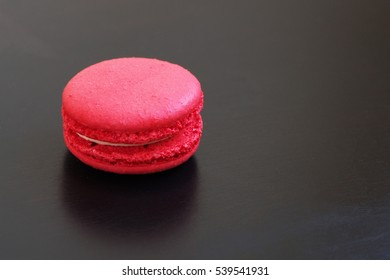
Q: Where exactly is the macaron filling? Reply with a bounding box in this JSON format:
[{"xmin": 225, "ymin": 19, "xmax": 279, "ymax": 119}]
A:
[{"xmin": 76, "ymin": 133, "xmax": 171, "ymax": 147}]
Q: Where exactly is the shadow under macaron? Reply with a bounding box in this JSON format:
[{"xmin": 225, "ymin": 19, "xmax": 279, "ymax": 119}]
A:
[{"xmin": 61, "ymin": 151, "xmax": 198, "ymax": 240}]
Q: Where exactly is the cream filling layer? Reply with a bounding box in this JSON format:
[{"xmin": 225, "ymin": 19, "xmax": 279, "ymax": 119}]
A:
[{"xmin": 77, "ymin": 133, "xmax": 169, "ymax": 147}]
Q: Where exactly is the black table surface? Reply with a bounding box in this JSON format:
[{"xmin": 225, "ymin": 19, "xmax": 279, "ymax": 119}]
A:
[{"xmin": 1, "ymin": 0, "xmax": 389, "ymax": 260}]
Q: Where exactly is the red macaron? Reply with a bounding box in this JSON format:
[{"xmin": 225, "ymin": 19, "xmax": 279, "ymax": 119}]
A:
[{"xmin": 62, "ymin": 57, "xmax": 203, "ymax": 174}]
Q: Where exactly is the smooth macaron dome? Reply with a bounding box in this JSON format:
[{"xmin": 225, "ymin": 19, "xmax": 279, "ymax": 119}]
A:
[{"xmin": 62, "ymin": 57, "xmax": 203, "ymax": 174}]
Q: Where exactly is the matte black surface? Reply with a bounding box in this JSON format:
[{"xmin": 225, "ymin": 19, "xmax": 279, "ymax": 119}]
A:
[{"xmin": 1, "ymin": 0, "xmax": 389, "ymax": 259}]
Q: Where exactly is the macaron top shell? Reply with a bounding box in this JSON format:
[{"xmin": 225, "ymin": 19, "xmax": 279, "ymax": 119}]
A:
[{"xmin": 62, "ymin": 57, "xmax": 202, "ymax": 133}]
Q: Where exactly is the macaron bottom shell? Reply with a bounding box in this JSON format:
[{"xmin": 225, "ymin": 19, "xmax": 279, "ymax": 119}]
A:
[{"xmin": 63, "ymin": 115, "xmax": 202, "ymax": 174}]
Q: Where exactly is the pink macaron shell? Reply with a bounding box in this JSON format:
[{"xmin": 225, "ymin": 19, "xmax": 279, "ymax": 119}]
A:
[
  {"xmin": 62, "ymin": 57, "xmax": 203, "ymax": 133},
  {"xmin": 66, "ymin": 139, "xmax": 200, "ymax": 174}
]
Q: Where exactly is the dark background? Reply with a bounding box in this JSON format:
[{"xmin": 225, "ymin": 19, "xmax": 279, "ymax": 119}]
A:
[{"xmin": 0, "ymin": 0, "xmax": 389, "ymax": 259}]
